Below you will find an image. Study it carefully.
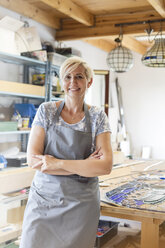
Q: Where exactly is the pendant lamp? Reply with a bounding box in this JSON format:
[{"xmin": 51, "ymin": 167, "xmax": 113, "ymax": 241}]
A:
[
  {"xmin": 106, "ymin": 37, "xmax": 134, "ymax": 73},
  {"xmin": 141, "ymin": 38, "xmax": 165, "ymax": 67}
]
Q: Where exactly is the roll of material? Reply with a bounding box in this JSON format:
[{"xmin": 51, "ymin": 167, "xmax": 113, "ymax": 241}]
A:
[{"xmin": 120, "ymin": 140, "xmax": 130, "ymax": 157}]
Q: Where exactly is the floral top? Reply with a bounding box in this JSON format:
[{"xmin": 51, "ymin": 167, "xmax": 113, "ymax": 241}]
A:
[{"xmin": 32, "ymin": 101, "xmax": 111, "ymax": 153}]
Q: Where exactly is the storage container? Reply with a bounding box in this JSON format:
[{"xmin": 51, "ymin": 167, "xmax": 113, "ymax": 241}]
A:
[
  {"xmin": 14, "ymin": 103, "xmax": 36, "ymax": 127},
  {"xmin": 95, "ymin": 220, "xmax": 119, "ymax": 248},
  {"xmin": 47, "ymin": 52, "xmax": 67, "ymax": 66}
]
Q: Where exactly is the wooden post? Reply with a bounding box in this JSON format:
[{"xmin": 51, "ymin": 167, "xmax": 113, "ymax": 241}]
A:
[
  {"xmin": 141, "ymin": 219, "xmax": 160, "ymax": 248},
  {"xmin": 105, "ymin": 73, "xmax": 109, "ymax": 116}
]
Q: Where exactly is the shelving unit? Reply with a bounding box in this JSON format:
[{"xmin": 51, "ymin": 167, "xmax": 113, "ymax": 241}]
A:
[
  {"xmin": 0, "ymin": 91, "xmax": 45, "ymax": 99},
  {"xmin": 0, "ymin": 51, "xmax": 46, "ymax": 68},
  {"xmin": 0, "ymin": 52, "xmax": 49, "ymax": 154},
  {"xmin": 0, "ymin": 51, "xmax": 66, "ymax": 247},
  {"xmin": 0, "ymin": 130, "xmax": 30, "ymax": 135},
  {"xmin": 0, "ymin": 166, "xmax": 34, "ymax": 247},
  {"xmin": 0, "ymin": 52, "xmax": 48, "ymax": 99},
  {"xmin": 0, "ymin": 51, "xmax": 64, "ymax": 149},
  {"xmin": 0, "ymin": 224, "xmax": 22, "ymax": 245}
]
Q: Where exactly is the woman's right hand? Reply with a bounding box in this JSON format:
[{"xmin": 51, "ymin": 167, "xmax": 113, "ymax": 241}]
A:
[{"xmin": 87, "ymin": 147, "xmax": 103, "ymax": 160}]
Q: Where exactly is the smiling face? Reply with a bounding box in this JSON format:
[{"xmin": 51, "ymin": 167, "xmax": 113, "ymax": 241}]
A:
[{"xmin": 63, "ymin": 65, "xmax": 92, "ymax": 99}]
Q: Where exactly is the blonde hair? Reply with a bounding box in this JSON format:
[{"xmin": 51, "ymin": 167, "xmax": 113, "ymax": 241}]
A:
[{"xmin": 59, "ymin": 56, "xmax": 93, "ymax": 82}]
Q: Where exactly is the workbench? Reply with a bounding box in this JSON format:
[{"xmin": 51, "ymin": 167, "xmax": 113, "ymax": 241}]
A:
[
  {"xmin": 1, "ymin": 160, "xmax": 165, "ymax": 248},
  {"xmin": 99, "ymin": 160, "xmax": 165, "ymax": 248}
]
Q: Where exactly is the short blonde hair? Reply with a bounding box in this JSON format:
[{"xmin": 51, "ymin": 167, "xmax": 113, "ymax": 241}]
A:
[{"xmin": 59, "ymin": 56, "xmax": 93, "ymax": 82}]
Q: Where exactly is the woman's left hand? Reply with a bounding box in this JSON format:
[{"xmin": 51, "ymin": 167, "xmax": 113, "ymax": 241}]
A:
[
  {"xmin": 31, "ymin": 154, "xmax": 60, "ymax": 172},
  {"xmin": 87, "ymin": 147, "xmax": 103, "ymax": 160}
]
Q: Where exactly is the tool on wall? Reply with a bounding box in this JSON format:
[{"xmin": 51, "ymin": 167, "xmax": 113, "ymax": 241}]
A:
[
  {"xmin": 115, "ymin": 78, "xmax": 131, "ymax": 157},
  {"xmin": 115, "ymin": 78, "xmax": 127, "ymax": 140}
]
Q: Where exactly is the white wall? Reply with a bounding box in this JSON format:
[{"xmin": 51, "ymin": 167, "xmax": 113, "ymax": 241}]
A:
[
  {"xmin": 64, "ymin": 41, "xmax": 165, "ymax": 160},
  {"xmin": 111, "ymin": 52, "xmax": 165, "ymax": 159},
  {"xmin": 63, "ymin": 40, "xmax": 109, "ymax": 70}
]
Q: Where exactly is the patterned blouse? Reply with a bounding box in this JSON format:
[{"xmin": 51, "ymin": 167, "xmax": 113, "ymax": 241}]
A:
[{"xmin": 32, "ymin": 101, "xmax": 111, "ymax": 153}]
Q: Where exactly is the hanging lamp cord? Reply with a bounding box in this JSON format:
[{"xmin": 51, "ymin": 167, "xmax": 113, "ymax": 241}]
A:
[{"xmin": 114, "ymin": 25, "xmax": 123, "ymax": 46}]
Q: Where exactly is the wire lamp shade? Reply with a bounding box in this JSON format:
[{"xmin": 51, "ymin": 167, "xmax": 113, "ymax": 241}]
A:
[
  {"xmin": 106, "ymin": 45, "xmax": 134, "ymax": 73},
  {"xmin": 141, "ymin": 38, "xmax": 165, "ymax": 67}
]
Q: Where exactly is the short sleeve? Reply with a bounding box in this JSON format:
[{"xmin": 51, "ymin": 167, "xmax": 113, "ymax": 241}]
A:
[
  {"xmin": 32, "ymin": 103, "xmax": 47, "ymax": 130},
  {"xmin": 96, "ymin": 110, "xmax": 111, "ymax": 136}
]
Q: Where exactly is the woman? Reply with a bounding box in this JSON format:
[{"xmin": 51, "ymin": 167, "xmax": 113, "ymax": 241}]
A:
[{"xmin": 20, "ymin": 56, "xmax": 113, "ymax": 248}]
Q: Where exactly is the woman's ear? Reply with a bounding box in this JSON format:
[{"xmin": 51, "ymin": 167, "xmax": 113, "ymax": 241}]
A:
[{"xmin": 87, "ymin": 78, "xmax": 93, "ymax": 88}]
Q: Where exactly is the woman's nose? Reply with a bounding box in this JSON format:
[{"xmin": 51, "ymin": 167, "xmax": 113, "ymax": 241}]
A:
[{"xmin": 70, "ymin": 76, "xmax": 77, "ymax": 83}]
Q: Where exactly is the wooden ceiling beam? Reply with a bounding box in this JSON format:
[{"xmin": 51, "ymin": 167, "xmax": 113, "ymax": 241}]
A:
[
  {"xmin": 147, "ymin": 0, "xmax": 165, "ymax": 17},
  {"xmin": 56, "ymin": 21, "xmax": 165, "ymax": 40},
  {"xmin": 61, "ymin": 10, "xmax": 160, "ymax": 30},
  {"xmin": 83, "ymin": 39, "xmax": 115, "ymax": 52},
  {"xmin": 0, "ymin": 0, "xmax": 60, "ymax": 29},
  {"xmin": 122, "ymin": 36, "xmax": 148, "ymax": 55},
  {"xmin": 39, "ymin": 0, "xmax": 94, "ymax": 26},
  {"xmin": 86, "ymin": 36, "xmax": 148, "ymax": 55},
  {"xmin": 57, "ymin": 10, "xmax": 163, "ymax": 40}
]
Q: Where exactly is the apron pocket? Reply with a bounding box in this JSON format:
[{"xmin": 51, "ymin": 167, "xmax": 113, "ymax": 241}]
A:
[{"xmin": 31, "ymin": 188, "xmax": 65, "ymax": 213}]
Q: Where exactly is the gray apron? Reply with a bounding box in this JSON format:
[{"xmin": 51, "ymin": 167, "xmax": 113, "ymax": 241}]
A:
[{"xmin": 20, "ymin": 101, "xmax": 100, "ymax": 248}]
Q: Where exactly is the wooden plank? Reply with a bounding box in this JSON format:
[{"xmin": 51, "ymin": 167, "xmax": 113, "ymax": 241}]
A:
[
  {"xmin": 84, "ymin": 38, "xmax": 115, "ymax": 52},
  {"xmin": 7, "ymin": 206, "xmax": 26, "ymax": 224},
  {"xmin": 0, "ymin": 167, "xmax": 35, "ymax": 193},
  {"xmin": 0, "ymin": 80, "xmax": 45, "ymax": 97},
  {"xmin": 56, "ymin": 21, "xmax": 163, "ymax": 40},
  {"xmin": 94, "ymin": 70, "xmax": 109, "ymax": 75},
  {"xmin": 147, "ymin": 0, "xmax": 165, "ymax": 17},
  {"xmin": 0, "ymin": 224, "xmax": 22, "ymax": 244},
  {"xmin": 65, "ymin": 0, "xmax": 152, "ymax": 14},
  {"xmin": 61, "ymin": 9, "xmax": 160, "ymax": 30},
  {"xmin": 86, "ymin": 35, "xmax": 148, "ymax": 55},
  {"xmin": 39, "ymin": 0, "xmax": 94, "ymax": 26},
  {"xmin": 0, "ymin": 0, "xmax": 60, "ymax": 29},
  {"xmin": 122, "ymin": 36, "xmax": 148, "ymax": 55},
  {"xmin": 101, "ymin": 203, "xmax": 165, "ymax": 221}
]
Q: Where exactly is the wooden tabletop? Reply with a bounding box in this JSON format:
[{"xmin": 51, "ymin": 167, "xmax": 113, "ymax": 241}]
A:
[{"xmin": 99, "ymin": 159, "xmax": 165, "ymax": 248}]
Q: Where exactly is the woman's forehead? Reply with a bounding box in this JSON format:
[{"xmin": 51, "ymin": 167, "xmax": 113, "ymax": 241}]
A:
[{"xmin": 66, "ymin": 64, "xmax": 85, "ymax": 74}]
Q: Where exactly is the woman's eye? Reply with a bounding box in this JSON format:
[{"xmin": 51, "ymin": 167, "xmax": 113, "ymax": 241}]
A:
[
  {"xmin": 64, "ymin": 74, "xmax": 85, "ymax": 81},
  {"xmin": 76, "ymin": 75, "xmax": 84, "ymax": 79},
  {"xmin": 65, "ymin": 75, "xmax": 71, "ymax": 80}
]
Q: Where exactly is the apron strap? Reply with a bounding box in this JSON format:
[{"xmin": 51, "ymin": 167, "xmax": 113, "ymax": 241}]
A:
[
  {"xmin": 54, "ymin": 100, "xmax": 91, "ymax": 132},
  {"xmin": 56, "ymin": 100, "xmax": 65, "ymax": 116},
  {"xmin": 84, "ymin": 103, "xmax": 91, "ymax": 133}
]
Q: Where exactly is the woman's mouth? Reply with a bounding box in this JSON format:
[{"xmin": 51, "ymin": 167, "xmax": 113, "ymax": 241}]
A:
[{"xmin": 69, "ymin": 88, "xmax": 80, "ymax": 92}]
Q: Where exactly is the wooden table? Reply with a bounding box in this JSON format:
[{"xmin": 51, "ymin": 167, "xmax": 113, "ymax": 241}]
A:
[
  {"xmin": 1, "ymin": 161, "xmax": 165, "ymax": 248},
  {"xmin": 99, "ymin": 160, "xmax": 165, "ymax": 248}
]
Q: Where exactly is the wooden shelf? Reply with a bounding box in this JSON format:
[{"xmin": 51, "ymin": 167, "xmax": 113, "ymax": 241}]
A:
[
  {"xmin": 0, "ymin": 224, "xmax": 22, "ymax": 244},
  {"xmin": 0, "ymin": 80, "xmax": 45, "ymax": 99},
  {"xmin": 0, "ymin": 51, "xmax": 46, "ymax": 69},
  {"xmin": 0, "ymin": 130, "xmax": 30, "ymax": 135},
  {"xmin": 0, "ymin": 167, "xmax": 35, "ymax": 194}
]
